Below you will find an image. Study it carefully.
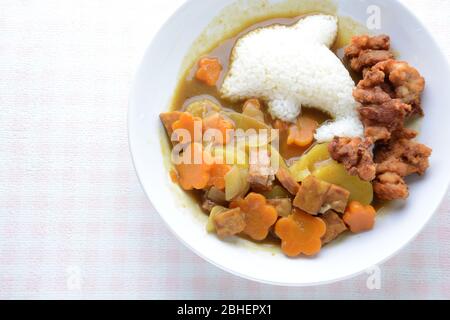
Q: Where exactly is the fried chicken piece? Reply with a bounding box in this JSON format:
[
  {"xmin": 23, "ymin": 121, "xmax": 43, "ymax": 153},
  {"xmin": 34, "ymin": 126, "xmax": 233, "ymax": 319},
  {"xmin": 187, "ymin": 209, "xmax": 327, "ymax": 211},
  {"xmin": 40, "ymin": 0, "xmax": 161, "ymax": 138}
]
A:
[
  {"xmin": 353, "ymin": 86, "xmax": 392, "ymax": 105},
  {"xmin": 350, "ymin": 50, "xmax": 394, "ymax": 72},
  {"xmin": 364, "ymin": 127, "xmax": 390, "ymax": 142},
  {"xmin": 392, "ymin": 128, "xmax": 418, "ymax": 140},
  {"xmin": 356, "ymin": 59, "xmax": 425, "ymax": 116},
  {"xmin": 358, "ymin": 99, "xmax": 412, "ymax": 142},
  {"xmin": 345, "ymin": 35, "xmax": 391, "ymax": 59},
  {"xmin": 329, "ymin": 137, "xmax": 376, "ymax": 181},
  {"xmin": 372, "ymin": 60, "xmax": 426, "ymax": 115},
  {"xmin": 345, "ymin": 35, "xmax": 392, "ymax": 72},
  {"xmin": 375, "ymin": 138, "xmax": 432, "ymax": 177},
  {"xmin": 345, "ymin": 35, "xmax": 430, "ymax": 201},
  {"xmin": 359, "ymin": 69, "xmax": 386, "ymax": 88},
  {"xmin": 372, "ymin": 137, "xmax": 431, "ymax": 201},
  {"xmin": 373, "ymin": 172, "xmax": 409, "ymax": 201},
  {"xmin": 372, "ymin": 136, "xmax": 431, "ymax": 201}
]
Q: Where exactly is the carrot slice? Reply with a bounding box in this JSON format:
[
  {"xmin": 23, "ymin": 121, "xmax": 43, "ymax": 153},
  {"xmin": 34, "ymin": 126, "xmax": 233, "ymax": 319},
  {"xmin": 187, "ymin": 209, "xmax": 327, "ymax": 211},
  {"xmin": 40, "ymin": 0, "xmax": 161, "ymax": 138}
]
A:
[
  {"xmin": 171, "ymin": 112, "xmax": 203, "ymax": 144},
  {"xmin": 230, "ymin": 193, "xmax": 278, "ymax": 241},
  {"xmin": 203, "ymin": 113, "xmax": 235, "ymax": 145},
  {"xmin": 208, "ymin": 163, "xmax": 232, "ymax": 190},
  {"xmin": 175, "ymin": 143, "xmax": 213, "ymax": 191},
  {"xmin": 287, "ymin": 117, "xmax": 318, "ymax": 147},
  {"xmin": 343, "ymin": 201, "xmax": 376, "ymax": 233},
  {"xmin": 275, "ymin": 208, "xmax": 326, "ymax": 257},
  {"xmin": 195, "ymin": 57, "xmax": 223, "ymax": 86}
]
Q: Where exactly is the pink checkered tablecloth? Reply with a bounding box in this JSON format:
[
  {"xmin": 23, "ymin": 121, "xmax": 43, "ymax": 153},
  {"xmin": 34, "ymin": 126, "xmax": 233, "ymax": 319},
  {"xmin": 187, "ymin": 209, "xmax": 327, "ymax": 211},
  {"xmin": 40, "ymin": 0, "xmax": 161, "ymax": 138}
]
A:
[{"xmin": 0, "ymin": 0, "xmax": 449, "ymax": 300}]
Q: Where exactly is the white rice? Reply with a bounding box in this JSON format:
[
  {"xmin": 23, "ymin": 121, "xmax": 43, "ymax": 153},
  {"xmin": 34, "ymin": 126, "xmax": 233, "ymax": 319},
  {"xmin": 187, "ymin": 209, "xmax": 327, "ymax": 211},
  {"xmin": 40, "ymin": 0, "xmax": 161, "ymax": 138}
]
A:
[{"xmin": 220, "ymin": 14, "xmax": 363, "ymax": 142}]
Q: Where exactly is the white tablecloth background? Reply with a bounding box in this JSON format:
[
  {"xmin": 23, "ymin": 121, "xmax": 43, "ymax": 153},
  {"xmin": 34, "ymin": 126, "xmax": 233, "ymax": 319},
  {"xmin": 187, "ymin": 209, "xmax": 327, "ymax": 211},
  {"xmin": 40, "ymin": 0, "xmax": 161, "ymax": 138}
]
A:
[{"xmin": 1, "ymin": 0, "xmax": 449, "ymax": 299}]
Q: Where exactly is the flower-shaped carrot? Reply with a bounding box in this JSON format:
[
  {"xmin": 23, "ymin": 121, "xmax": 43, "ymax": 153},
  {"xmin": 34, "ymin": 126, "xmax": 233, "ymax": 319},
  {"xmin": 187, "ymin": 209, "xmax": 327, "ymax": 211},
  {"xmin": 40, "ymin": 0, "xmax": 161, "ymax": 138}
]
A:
[
  {"xmin": 208, "ymin": 163, "xmax": 232, "ymax": 190},
  {"xmin": 171, "ymin": 112, "xmax": 202, "ymax": 144},
  {"xmin": 230, "ymin": 193, "xmax": 278, "ymax": 241},
  {"xmin": 343, "ymin": 201, "xmax": 376, "ymax": 233},
  {"xmin": 195, "ymin": 57, "xmax": 223, "ymax": 86},
  {"xmin": 203, "ymin": 113, "xmax": 235, "ymax": 145},
  {"xmin": 287, "ymin": 117, "xmax": 318, "ymax": 147},
  {"xmin": 175, "ymin": 143, "xmax": 213, "ymax": 191},
  {"xmin": 275, "ymin": 209, "xmax": 326, "ymax": 257}
]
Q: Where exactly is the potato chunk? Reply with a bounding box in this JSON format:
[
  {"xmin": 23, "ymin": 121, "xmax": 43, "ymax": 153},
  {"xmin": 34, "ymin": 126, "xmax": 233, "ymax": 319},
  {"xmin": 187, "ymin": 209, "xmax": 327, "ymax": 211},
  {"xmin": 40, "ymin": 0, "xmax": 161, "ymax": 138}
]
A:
[
  {"xmin": 313, "ymin": 162, "xmax": 373, "ymax": 205},
  {"xmin": 225, "ymin": 166, "xmax": 250, "ymax": 201},
  {"xmin": 289, "ymin": 143, "xmax": 331, "ymax": 182}
]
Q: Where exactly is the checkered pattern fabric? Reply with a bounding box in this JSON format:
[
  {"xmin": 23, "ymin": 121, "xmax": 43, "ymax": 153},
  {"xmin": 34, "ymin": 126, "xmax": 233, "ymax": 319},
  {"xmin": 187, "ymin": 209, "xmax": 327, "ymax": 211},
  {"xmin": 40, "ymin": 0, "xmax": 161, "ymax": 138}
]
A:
[{"xmin": 0, "ymin": 0, "xmax": 449, "ymax": 299}]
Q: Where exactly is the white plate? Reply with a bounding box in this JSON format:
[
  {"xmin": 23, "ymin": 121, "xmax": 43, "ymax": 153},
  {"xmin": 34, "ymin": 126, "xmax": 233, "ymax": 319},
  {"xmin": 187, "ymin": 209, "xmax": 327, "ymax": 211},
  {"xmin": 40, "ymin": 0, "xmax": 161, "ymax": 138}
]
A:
[{"xmin": 129, "ymin": 0, "xmax": 450, "ymax": 286}]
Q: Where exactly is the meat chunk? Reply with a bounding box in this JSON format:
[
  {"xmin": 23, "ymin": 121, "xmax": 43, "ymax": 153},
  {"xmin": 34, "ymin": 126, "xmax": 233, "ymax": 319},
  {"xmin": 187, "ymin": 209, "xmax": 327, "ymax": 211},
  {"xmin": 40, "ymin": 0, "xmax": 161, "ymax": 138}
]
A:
[
  {"xmin": 321, "ymin": 211, "xmax": 348, "ymax": 245},
  {"xmin": 358, "ymin": 99, "xmax": 412, "ymax": 142},
  {"xmin": 321, "ymin": 184, "xmax": 350, "ymax": 214},
  {"xmin": 350, "ymin": 50, "xmax": 394, "ymax": 72},
  {"xmin": 276, "ymin": 167, "xmax": 300, "ymax": 195},
  {"xmin": 213, "ymin": 208, "xmax": 246, "ymax": 238},
  {"xmin": 248, "ymin": 150, "xmax": 276, "ymax": 191},
  {"xmin": 373, "ymin": 172, "xmax": 409, "ymax": 201},
  {"xmin": 294, "ymin": 176, "xmax": 351, "ymax": 215},
  {"xmin": 268, "ymin": 198, "xmax": 292, "ymax": 217},
  {"xmin": 294, "ymin": 176, "xmax": 331, "ymax": 215},
  {"xmin": 375, "ymin": 138, "xmax": 432, "ymax": 177},
  {"xmin": 329, "ymin": 137, "xmax": 376, "ymax": 181},
  {"xmin": 201, "ymin": 199, "xmax": 217, "ymax": 213},
  {"xmin": 160, "ymin": 111, "xmax": 183, "ymax": 136},
  {"xmin": 345, "ymin": 35, "xmax": 391, "ymax": 59}
]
